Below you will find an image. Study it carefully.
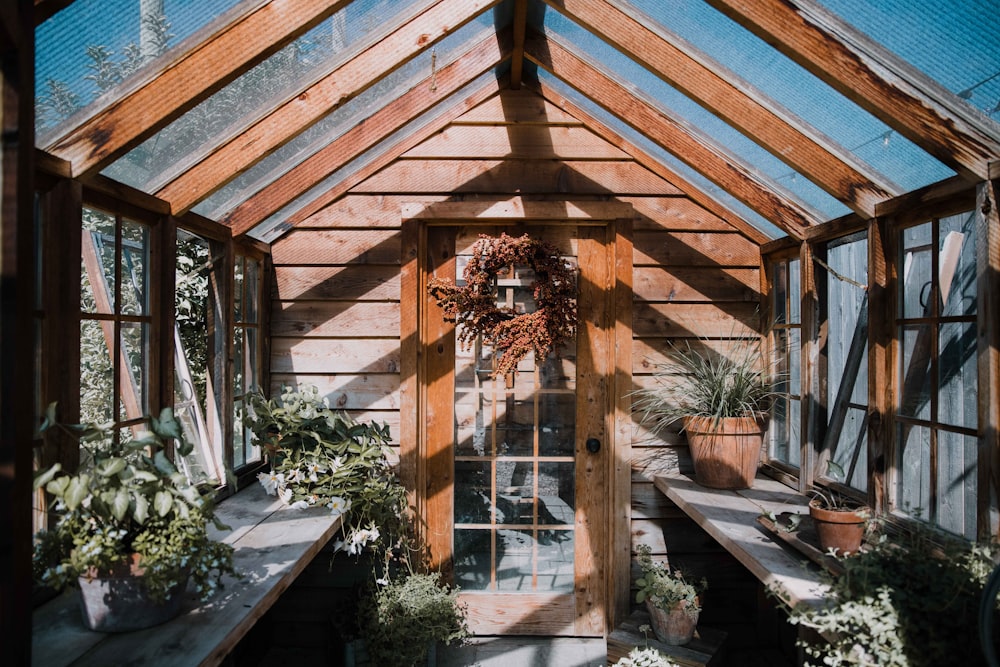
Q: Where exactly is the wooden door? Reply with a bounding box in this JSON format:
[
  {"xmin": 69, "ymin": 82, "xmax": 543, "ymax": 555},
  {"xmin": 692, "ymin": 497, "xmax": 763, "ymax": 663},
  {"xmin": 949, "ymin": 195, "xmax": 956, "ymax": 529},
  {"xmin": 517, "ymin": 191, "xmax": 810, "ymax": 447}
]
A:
[{"xmin": 418, "ymin": 223, "xmax": 611, "ymax": 636}]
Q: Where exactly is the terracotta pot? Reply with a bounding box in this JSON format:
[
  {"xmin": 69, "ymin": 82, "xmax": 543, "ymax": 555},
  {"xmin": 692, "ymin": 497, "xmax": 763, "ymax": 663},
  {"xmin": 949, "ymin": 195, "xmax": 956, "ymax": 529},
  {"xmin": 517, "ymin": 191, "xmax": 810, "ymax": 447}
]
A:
[
  {"xmin": 682, "ymin": 415, "xmax": 764, "ymax": 489},
  {"xmin": 809, "ymin": 499, "xmax": 868, "ymax": 555},
  {"xmin": 77, "ymin": 554, "xmax": 189, "ymax": 632},
  {"xmin": 645, "ymin": 599, "xmax": 698, "ymax": 645}
]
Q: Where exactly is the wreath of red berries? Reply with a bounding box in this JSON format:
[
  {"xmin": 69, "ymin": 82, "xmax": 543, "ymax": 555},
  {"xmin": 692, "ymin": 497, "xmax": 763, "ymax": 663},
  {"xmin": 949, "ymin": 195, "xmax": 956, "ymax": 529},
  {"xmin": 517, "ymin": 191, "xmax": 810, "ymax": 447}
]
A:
[{"xmin": 427, "ymin": 233, "xmax": 577, "ymax": 377}]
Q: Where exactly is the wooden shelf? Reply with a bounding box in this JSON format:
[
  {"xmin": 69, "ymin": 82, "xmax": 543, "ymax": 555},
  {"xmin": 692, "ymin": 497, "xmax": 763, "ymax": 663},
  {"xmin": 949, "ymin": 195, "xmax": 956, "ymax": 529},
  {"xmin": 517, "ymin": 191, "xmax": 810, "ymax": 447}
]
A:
[
  {"xmin": 32, "ymin": 484, "xmax": 344, "ymax": 667},
  {"xmin": 653, "ymin": 471, "xmax": 829, "ymax": 609},
  {"xmin": 607, "ymin": 610, "xmax": 727, "ymax": 666}
]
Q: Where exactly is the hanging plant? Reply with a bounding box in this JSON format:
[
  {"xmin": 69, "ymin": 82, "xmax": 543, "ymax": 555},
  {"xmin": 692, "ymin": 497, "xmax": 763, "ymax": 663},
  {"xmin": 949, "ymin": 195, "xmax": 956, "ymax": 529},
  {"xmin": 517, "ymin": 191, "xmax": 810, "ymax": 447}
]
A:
[{"xmin": 427, "ymin": 233, "xmax": 577, "ymax": 377}]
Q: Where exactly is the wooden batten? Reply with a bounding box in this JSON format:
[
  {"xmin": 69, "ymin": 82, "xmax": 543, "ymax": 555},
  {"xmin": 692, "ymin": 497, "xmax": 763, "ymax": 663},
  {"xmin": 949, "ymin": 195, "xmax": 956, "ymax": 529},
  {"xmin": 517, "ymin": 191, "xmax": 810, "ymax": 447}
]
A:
[{"xmin": 976, "ymin": 181, "xmax": 1000, "ymax": 539}]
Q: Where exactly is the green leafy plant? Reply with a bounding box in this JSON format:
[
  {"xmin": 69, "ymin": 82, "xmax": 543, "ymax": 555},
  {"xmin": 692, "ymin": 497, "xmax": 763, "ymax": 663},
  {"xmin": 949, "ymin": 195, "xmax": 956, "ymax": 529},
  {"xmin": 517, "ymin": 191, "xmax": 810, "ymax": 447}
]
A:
[
  {"xmin": 244, "ymin": 385, "xmax": 408, "ymax": 557},
  {"xmin": 779, "ymin": 524, "xmax": 1000, "ymax": 666},
  {"xmin": 358, "ymin": 568, "xmax": 469, "ymax": 667},
  {"xmin": 630, "ymin": 333, "xmax": 778, "ymax": 433},
  {"xmin": 809, "ymin": 460, "xmax": 869, "ymax": 513},
  {"xmin": 634, "ymin": 545, "xmax": 706, "ymax": 618},
  {"xmin": 32, "ymin": 405, "xmax": 237, "ymax": 602}
]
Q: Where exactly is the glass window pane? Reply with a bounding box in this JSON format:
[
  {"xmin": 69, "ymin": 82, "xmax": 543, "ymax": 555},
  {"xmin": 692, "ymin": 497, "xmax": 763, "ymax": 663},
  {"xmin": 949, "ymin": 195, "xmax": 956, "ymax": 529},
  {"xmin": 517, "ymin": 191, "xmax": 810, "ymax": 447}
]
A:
[
  {"xmin": 900, "ymin": 223, "xmax": 932, "ymax": 319},
  {"xmin": 939, "ymin": 211, "xmax": 977, "ymax": 318},
  {"xmin": 455, "ymin": 461, "xmax": 492, "ymax": 524},
  {"xmin": 789, "ymin": 329, "xmax": 801, "ymax": 395},
  {"xmin": 769, "ymin": 395, "xmax": 788, "ymax": 462},
  {"xmin": 938, "ymin": 322, "xmax": 977, "ymax": 430},
  {"xmin": 772, "ymin": 261, "xmax": 787, "ymax": 323},
  {"xmin": 119, "ymin": 218, "xmax": 149, "ymax": 316},
  {"xmin": 936, "ymin": 430, "xmax": 977, "ymax": 539},
  {"xmin": 496, "ymin": 460, "xmax": 535, "ymax": 523},
  {"xmin": 538, "ymin": 462, "xmax": 574, "ymax": 523},
  {"xmin": 898, "ymin": 324, "xmax": 932, "ymax": 421},
  {"xmin": 496, "ymin": 529, "xmax": 534, "ymax": 591},
  {"xmin": 244, "ymin": 258, "xmax": 259, "ymax": 323},
  {"xmin": 537, "ymin": 530, "xmax": 573, "ymax": 592},
  {"xmin": 233, "ymin": 256, "xmax": 244, "ymax": 322},
  {"xmin": 789, "ymin": 258, "xmax": 801, "ymax": 323},
  {"xmin": 831, "ymin": 406, "xmax": 868, "ymax": 492},
  {"xmin": 896, "ymin": 423, "xmax": 931, "ymax": 518},
  {"xmin": 81, "ymin": 209, "xmax": 116, "ymax": 314},
  {"xmin": 538, "ymin": 393, "xmax": 574, "ymax": 456},
  {"xmin": 119, "ymin": 321, "xmax": 147, "ymax": 420},
  {"xmin": 80, "ymin": 319, "xmax": 113, "ymax": 425},
  {"xmin": 454, "ymin": 528, "xmax": 491, "ymax": 591}
]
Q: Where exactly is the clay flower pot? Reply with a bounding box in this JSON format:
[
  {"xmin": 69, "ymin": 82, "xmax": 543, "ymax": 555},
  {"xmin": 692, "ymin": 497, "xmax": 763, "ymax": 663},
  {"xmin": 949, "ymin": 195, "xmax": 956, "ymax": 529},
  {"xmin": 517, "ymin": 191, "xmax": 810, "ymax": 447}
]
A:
[
  {"xmin": 683, "ymin": 415, "xmax": 764, "ymax": 490},
  {"xmin": 809, "ymin": 499, "xmax": 868, "ymax": 555},
  {"xmin": 645, "ymin": 599, "xmax": 699, "ymax": 645}
]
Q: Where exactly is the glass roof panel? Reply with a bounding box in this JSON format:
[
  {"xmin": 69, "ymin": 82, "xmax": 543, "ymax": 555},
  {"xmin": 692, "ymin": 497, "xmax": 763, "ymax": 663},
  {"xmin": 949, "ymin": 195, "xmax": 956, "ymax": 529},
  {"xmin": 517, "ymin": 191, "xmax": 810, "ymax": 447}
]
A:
[
  {"xmin": 615, "ymin": 0, "xmax": 954, "ymax": 193},
  {"xmin": 36, "ymin": 0, "xmax": 246, "ymax": 139},
  {"xmin": 192, "ymin": 14, "xmax": 506, "ymax": 220},
  {"xmin": 544, "ymin": 11, "xmax": 843, "ymax": 222},
  {"xmin": 248, "ymin": 69, "xmax": 505, "ymax": 242},
  {"xmin": 535, "ymin": 70, "xmax": 783, "ymax": 239},
  {"xmin": 102, "ymin": 0, "xmax": 438, "ymax": 194},
  {"xmin": 817, "ymin": 0, "xmax": 1000, "ymax": 122}
]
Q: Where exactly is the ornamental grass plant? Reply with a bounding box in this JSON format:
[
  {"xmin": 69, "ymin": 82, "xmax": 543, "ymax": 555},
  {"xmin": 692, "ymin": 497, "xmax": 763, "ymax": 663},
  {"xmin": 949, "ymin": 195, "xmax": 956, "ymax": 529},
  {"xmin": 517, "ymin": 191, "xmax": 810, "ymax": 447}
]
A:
[{"xmin": 630, "ymin": 333, "xmax": 777, "ymax": 434}]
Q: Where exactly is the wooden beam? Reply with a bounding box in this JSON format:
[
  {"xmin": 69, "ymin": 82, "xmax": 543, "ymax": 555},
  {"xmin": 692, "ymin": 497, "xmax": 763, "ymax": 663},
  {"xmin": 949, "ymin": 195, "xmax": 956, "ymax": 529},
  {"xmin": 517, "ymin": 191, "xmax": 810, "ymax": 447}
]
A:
[
  {"xmin": 531, "ymin": 79, "xmax": 770, "ymax": 244},
  {"xmin": 222, "ymin": 30, "xmax": 512, "ymax": 235},
  {"xmin": 33, "ymin": 0, "xmax": 74, "ymax": 25},
  {"xmin": 509, "ymin": 0, "xmax": 528, "ymax": 90},
  {"xmin": 525, "ymin": 30, "xmax": 816, "ymax": 239},
  {"xmin": 43, "ymin": 0, "xmax": 350, "ymax": 178},
  {"xmin": 546, "ymin": 0, "xmax": 900, "ymax": 219},
  {"xmin": 157, "ymin": 0, "xmax": 502, "ymax": 215},
  {"xmin": 704, "ymin": 0, "xmax": 1000, "ymax": 181}
]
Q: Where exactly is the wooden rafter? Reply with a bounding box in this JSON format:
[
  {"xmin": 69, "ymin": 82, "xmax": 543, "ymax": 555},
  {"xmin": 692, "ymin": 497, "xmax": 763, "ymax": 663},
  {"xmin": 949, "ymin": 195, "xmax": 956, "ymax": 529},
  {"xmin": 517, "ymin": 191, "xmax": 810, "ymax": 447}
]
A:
[
  {"xmin": 156, "ymin": 0, "xmax": 502, "ymax": 216},
  {"xmin": 531, "ymin": 79, "xmax": 770, "ymax": 244},
  {"xmin": 509, "ymin": 0, "xmax": 529, "ymax": 90},
  {"xmin": 525, "ymin": 29, "xmax": 816, "ymax": 239},
  {"xmin": 283, "ymin": 76, "xmax": 509, "ymax": 232},
  {"xmin": 222, "ymin": 30, "xmax": 513, "ymax": 235},
  {"xmin": 545, "ymin": 0, "xmax": 901, "ymax": 219},
  {"xmin": 43, "ymin": 0, "xmax": 350, "ymax": 178},
  {"xmin": 705, "ymin": 0, "xmax": 1000, "ymax": 182}
]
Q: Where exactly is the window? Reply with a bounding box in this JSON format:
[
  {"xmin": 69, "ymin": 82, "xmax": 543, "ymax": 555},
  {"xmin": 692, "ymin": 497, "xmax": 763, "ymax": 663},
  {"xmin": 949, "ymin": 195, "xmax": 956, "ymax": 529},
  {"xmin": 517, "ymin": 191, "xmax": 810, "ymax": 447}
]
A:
[
  {"xmin": 768, "ymin": 254, "xmax": 801, "ymax": 469},
  {"xmin": 818, "ymin": 231, "xmax": 868, "ymax": 492},
  {"xmin": 174, "ymin": 230, "xmax": 225, "ymax": 485},
  {"xmin": 233, "ymin": 252, "xmax": 263, "ymax": 469},
  {"xmin": 894, "ymin": 210, "xmax": 978, "ymax": 538},
  {"xmin": 79, "ymin": 206, "xmax": 151, "ymax": 445}
]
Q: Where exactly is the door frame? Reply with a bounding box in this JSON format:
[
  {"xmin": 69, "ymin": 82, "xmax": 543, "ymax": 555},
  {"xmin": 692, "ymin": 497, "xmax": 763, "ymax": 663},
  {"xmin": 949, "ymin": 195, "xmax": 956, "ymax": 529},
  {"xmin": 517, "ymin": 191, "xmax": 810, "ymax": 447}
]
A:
[{"xmin": 399, "ymin": 199, "xmax": 633, "ymax": 634}]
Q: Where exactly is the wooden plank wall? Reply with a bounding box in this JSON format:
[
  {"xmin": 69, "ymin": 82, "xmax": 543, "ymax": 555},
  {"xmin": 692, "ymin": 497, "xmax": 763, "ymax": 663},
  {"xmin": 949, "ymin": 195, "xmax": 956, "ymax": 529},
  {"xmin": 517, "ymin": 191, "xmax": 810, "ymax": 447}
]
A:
[{"xmin": 268, "ymin": 89, "xmax": 771, "ymax": 649}]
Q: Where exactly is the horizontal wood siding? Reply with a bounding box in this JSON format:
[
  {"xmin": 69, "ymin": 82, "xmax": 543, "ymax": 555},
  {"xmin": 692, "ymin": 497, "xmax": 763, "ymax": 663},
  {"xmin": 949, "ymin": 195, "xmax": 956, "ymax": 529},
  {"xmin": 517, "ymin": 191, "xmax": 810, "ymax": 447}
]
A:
[{"xmin": 267, "ymin": 89, "xmax": 763, "ymax": 638}]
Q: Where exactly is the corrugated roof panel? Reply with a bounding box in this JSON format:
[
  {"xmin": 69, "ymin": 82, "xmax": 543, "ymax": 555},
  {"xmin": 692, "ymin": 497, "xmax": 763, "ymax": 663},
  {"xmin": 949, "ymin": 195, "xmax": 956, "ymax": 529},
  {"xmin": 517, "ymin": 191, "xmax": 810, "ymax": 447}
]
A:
[
  {"xmin": 101, "ymin": 0, "xmax": 437, "ymax": 194},
  {"xmin": 247, "ymin": 69, "xmax": 506, "ymax": 242},
  {"xmin": 616, "ymin": 0, "xmax": 955, "ymax": 193},
  {"xmin": 192, "ymin": 16, "xmax": 504, "ymax": 220},
  {"xmin": 35, "ymin": 0, "xmax": 246, "ymax": 139},
  {"xmin": 818, "ymin": 0, "xmax": 1000, "ymax": 122},
  {"xmin": 543, "ymin": 9, "xmax": 844, "ymax": 222}
]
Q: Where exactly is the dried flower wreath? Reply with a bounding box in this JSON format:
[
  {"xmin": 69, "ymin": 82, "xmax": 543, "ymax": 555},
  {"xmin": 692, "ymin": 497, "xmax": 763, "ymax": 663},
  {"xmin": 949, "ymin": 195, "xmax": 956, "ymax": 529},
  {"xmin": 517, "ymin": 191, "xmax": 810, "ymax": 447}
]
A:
[{"xmin": 427, "ymin": 233, "xmax": 577, "ymax": 377}]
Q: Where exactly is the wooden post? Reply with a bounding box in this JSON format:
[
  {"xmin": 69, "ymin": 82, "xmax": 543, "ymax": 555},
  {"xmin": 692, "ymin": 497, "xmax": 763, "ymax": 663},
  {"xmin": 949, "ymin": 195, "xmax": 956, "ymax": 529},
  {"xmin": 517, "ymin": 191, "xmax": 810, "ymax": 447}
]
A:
[
  {"xmin": 976, "ymin": 180, "xmax": 1000, "ymax": 539},
  {"xmin": 0, "ymin": 1, "xmax": 35, "ymax": 660},
  {"xmin": 867, "ymin": 217, "xmax": 891, "ymax": 514}
]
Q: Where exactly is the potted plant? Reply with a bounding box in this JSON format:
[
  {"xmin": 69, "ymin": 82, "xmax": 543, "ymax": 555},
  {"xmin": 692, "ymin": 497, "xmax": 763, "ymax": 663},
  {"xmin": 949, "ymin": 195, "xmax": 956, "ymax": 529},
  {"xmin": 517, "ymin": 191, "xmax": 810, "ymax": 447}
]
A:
[
  {"xmin": 808, "ymin": 461, "xmax": 870, "ymax": 556},
  {"xmin": 634, "ymin": 545, "xmax": 706, "ymax": 645},
  {"xmin": 32, "ymin": 405, "xmax": 237, "ymax": 632},
  {"xmin": 244, "ymin": 385, "xmax": 408, "ymax": 557},
  {"xmin": 355, "ymin": 568, "xmax": 469, "ymax": 667},
  {"xmin": 630, "ymin": 334, "xmax": 777, "ymax": 489}
]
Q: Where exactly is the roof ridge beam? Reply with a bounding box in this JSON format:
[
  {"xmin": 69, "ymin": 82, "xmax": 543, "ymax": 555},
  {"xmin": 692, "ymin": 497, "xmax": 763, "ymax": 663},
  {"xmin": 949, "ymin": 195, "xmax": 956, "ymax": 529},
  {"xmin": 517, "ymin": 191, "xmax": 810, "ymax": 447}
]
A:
[
  {"xmin": 545, "ymin": 0, "xmax": 900, "ymax": 219},
  {"xmin": 43, "ymin": 0, "xmax": 349, "ymax": 177},
  {"xmin": 704, "ymin": 0, "xmax": 1000, "ymax": 181},
  {"xmin": 525, "ymin": 29, "xmax": 815, "ymax": 239},
  {"xmin": 222, "ymin": 29, "xmax": 513, "ymax": 236},
  {"xmin": 156, "ymin": 0, "xmax": 502, "ymax": 216}
]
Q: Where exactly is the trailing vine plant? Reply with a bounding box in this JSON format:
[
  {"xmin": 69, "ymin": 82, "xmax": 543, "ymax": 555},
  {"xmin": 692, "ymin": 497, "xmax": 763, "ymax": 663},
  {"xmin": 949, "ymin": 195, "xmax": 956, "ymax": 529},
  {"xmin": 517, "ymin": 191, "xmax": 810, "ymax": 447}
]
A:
[{"xmin": 427, "ymin": 233, "xmax": 577, "ymax": 377}]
